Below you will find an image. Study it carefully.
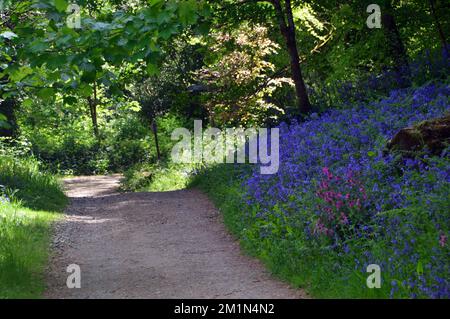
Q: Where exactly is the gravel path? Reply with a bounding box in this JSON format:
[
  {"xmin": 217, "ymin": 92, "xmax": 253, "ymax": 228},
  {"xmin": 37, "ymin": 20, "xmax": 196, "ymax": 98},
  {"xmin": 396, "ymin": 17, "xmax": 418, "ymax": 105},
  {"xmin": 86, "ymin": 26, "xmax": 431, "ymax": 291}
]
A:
[{"xmin": 45, "ymin": 175, "xmax": 305, "ymax": 299}]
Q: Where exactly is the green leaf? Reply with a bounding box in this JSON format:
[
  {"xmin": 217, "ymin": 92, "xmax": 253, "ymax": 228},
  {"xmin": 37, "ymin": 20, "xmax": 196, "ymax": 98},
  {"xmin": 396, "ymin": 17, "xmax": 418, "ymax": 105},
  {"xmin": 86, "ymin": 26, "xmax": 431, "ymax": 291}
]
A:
[
  {"xmin": 49, "ymin": 19, "xmax": 59, "ymax": 32},
  {"xmin": 0, "ymin": 31, "xmax": 18, "ymax": 40},
  {"xmin": 146, "ymin": 63, "xmax": 159, "ymax": 76},
  {"xmin": 54, "ymin": 0, "xmax": 68, "ymax": 13},
  {"xmin": 9, "ymin": 66, "xmax": 33, "ymax": 82},
  {"xmin": 91, "ymin": 22, "xmax": 111, "ymax": 31},
  {"xmin": 159, "ymin": 24, "xmax": 178, "ymax": 40},
  {"xmin": 29, "ymin": 40, "xmax": 49, "ymax": 53},
  {"xmin": 156, "ymin": 11, "xmax": 173, "ymax": 25},
  {"xmin": 0, "ymin": 113, "xmax": 11, "ymax": 128},
  {"xmin": 37, "ymin": 88, "xmax": 55, "ymax": 101},
  {"xmin": 149, "ymin": 0, "xmax": 165, "ymax": 8},
  {"xmin": 81, "ymin": 71, "xmax": 97, "ymax": 83},
  {"xmin": 178, "ymin": 0, "xmax": 198, "ymax": 26},
  {"xmin": 64, "ymin": 96, "xmax": 78, "ymax": 105},
  {"xmin": 79, "ymin": 84, "xmax": 93, "ymax": 97},
  {"xmin": 22, "ymin": 98, "xmax": 34, "ymax": 108},
  {"xmin": 195, "ymin": 21, "xmax": 211, "ymax": 36},
  {"xmin": 416, "ymin": 260, "xmax": 424, "ymax": 276}
]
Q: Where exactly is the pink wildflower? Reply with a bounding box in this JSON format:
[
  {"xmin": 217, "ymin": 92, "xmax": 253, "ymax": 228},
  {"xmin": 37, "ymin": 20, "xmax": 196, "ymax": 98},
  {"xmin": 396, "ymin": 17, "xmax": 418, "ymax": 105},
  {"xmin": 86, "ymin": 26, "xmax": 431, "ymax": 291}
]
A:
[
  {"xmin": 322, "ymin": 167, "xmax": 333, "ymax": 180},
  {"xmin": 439, "ymin": 234, "xmax": 447, "ymax": 247}
]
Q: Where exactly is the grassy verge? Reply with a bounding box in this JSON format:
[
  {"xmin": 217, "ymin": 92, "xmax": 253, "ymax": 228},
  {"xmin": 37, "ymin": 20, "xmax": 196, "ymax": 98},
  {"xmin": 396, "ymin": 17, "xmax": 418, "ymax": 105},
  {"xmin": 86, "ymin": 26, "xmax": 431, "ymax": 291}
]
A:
[
  {"xmin": 0, "ymin": 156, "xmax": 67, "ymax": 212},
  {"xmin": 122, "ymin": 162, "xmax": 202, "ymax": 192},
  {"xmin": 190, "ymin": 163, "xmax": 395, "ymax": 298},
  {"xmin": 0, "ymin": 155, "xmax": 67, "ymax": 299},
  {"xmin": 0, "ymin": 203, "xmax": 61, "ymax": 298}
]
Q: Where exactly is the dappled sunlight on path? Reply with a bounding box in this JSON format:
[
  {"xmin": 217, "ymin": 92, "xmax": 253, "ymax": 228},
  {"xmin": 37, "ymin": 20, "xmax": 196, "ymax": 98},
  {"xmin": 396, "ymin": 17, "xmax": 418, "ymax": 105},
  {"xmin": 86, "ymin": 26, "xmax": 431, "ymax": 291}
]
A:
[{"xmin": 45, "ymin": 175, "xmax": 306, "ymax": 299}]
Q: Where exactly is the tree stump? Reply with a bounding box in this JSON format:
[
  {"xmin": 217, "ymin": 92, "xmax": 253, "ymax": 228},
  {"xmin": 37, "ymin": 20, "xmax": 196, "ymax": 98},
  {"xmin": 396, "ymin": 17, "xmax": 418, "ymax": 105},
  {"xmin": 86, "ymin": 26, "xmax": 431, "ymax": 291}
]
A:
[{"xmin": 386, "ymin": 113, "xmax": 450, "ymax": 156}]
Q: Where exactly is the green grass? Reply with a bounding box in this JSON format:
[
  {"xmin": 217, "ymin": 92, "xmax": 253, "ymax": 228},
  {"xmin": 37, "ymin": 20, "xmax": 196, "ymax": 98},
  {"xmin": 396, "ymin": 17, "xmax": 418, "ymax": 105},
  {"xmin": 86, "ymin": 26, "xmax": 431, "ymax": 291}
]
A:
[
  {"xmin": 0, "ymin": 156, "xmax": 67, "ymax": 212},
  {"xmin": 0, "ymin": 155, "xmax": 67, "ymax": 299},
  {"xmin": 0, "ymin": 203, "xmax": 61, "ymax": 298}
]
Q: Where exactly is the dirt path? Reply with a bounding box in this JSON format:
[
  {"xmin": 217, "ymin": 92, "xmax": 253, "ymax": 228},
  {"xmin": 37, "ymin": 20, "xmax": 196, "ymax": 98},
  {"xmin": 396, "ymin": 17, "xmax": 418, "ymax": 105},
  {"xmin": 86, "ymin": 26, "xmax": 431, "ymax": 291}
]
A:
[{"xmin": 45, "ymin": 175, "xmax": 305, "ymax": 299}]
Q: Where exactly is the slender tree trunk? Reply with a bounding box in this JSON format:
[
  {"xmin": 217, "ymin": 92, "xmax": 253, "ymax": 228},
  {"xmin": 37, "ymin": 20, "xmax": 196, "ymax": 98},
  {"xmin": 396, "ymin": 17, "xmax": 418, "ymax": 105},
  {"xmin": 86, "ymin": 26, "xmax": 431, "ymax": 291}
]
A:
[
  {"xmin": 272, "ymin": 0, "xmax": 311, "ymax": 115},
  {"xmin": 152, "ymin": 119, "xmax": 161, "ymax": 161},
  {"xmin": 429, "ymin": 0, "xmax": 448, "ymax": 54},
  {"xmin": 87, "ymin": 82, "xmax": 99, "ymax": 140},
  {"xmin": 381, "ymin": 2, "xmax": 411, "ymax": 87}
]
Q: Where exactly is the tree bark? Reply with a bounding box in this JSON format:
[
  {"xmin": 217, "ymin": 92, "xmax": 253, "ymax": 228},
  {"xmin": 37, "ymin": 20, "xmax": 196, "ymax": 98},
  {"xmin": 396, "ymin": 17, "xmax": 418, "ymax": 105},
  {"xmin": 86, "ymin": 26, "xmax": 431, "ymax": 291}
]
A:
[
  {"xmin": 87, "ymin": 82, "xmax": 99, "ymax": 140},
  {"xmin": 271, "ymin": 0, "xmax": 311, "ymax": 115},
  {"xmin": 381, "ymin": 2, "xmax": 411, "ymax": 87}
]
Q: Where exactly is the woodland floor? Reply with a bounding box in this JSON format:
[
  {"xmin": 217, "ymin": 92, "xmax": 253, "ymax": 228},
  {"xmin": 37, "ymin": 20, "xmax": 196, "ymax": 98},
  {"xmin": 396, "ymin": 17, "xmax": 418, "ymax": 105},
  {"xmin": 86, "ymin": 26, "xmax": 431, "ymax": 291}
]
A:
[{"xmin": 44, "ymin": 175, "xmax": 305, "ymax": 299}]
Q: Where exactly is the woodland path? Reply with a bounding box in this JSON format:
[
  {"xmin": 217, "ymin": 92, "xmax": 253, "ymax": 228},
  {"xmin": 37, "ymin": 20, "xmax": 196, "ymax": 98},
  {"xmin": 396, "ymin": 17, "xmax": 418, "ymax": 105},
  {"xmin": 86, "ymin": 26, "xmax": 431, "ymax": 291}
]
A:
[{"xmin": 45, "ymin": 175, "xmax": 305, "ymax": 299}]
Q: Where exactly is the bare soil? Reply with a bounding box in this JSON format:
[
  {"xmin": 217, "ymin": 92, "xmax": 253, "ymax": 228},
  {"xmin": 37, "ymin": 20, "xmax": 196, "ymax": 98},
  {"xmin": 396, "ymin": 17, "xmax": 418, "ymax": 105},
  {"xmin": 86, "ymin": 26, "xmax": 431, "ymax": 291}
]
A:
[{"xmin": 45, "ymin": 175, "xmax": 305, "ymax": 299}]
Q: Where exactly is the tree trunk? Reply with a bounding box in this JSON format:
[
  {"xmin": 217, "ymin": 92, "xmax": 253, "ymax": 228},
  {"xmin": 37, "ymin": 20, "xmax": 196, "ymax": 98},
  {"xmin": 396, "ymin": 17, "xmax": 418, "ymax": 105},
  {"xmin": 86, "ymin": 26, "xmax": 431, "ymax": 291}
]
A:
[
  {"xmin": 429, "ymin": 0, "xmax": 448, "ymax": 54},
  {"xmin": 272, "ymin": 0, "xmax": 311, "ymax": 115},
  {"xmin": 87, "ymin": 82, "xmax": 99, "ymax": 140},
  {"xmin": 152, "ymin": 119, "xmax": 161, "ymax": 161},
  {"xmin": 381, "ymin": 2, "xmax": 411, "ymax": 87}
]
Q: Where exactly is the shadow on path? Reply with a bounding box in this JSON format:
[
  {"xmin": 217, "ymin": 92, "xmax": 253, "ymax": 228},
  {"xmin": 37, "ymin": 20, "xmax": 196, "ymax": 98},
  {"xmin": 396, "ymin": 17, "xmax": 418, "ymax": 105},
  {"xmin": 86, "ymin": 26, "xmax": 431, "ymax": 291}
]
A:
[{"xmin": 45, "ymin": 175, "xmax": 306, "ymax": 299}]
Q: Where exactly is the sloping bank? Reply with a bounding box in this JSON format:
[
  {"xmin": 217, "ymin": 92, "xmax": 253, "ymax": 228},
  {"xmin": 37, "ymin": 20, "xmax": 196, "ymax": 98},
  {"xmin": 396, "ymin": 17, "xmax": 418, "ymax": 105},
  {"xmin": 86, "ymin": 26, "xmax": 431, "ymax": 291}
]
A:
[
  {"xmin": 0, "ymin": 154, "xmax": 67, "ymax": 298},
  {"xmin": 191, "ymin": 82, "xmax": 449, "ymax": 298}
]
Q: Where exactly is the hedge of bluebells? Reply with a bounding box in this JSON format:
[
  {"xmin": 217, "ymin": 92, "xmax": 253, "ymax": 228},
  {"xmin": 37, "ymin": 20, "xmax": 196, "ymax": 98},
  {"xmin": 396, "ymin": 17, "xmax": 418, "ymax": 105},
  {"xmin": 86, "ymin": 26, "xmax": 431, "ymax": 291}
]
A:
[{"xmin": 242, "ymin": 82, "xmax": 449, "ymax": 298}]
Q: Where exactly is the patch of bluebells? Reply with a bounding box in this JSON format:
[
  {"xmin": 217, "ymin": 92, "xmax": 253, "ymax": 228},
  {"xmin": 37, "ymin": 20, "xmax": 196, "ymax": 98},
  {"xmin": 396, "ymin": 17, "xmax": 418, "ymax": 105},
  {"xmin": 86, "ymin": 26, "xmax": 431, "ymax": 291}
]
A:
[{"xmin": 242, "ymin": 82, "xmax": 450, "ymax": 298}]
